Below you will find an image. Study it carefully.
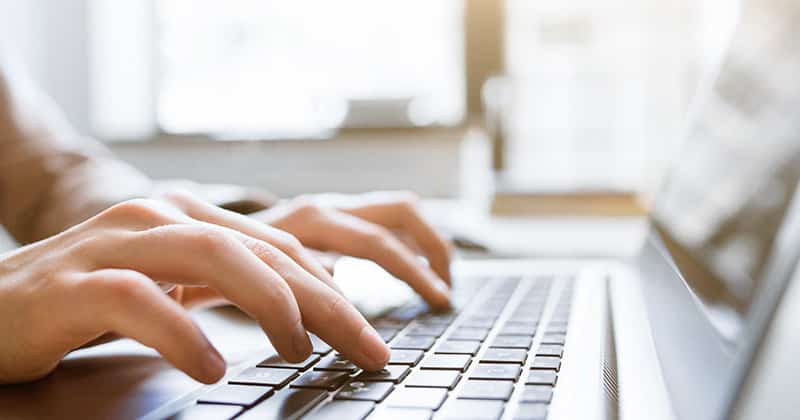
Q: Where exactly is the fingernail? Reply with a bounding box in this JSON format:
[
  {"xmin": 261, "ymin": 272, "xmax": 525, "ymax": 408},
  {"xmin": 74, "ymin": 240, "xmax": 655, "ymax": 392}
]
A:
[
  {"xmin": 359, "ymin": 325, "xmax": 390, "ymax": 367},
  {"xmin": 435, "ymin": 279, "xmax": 450, "ymax": 294},
  {"xmin": 203, "ymin": 347, "xmax": 226, "ymax": 382},
  {"xmin": 292, "ymin": 326, "xmax": 312, "ymax": 359},
  {"xmin": 434, "ymin": 280, "xmax": 451, "ymax": 306}
]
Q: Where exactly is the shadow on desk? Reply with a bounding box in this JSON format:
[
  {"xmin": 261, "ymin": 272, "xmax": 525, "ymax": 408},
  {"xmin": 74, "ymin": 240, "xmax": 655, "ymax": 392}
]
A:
[{"xmin": 0, "ymin": 354, "xmax": 195, "ymax": 420}]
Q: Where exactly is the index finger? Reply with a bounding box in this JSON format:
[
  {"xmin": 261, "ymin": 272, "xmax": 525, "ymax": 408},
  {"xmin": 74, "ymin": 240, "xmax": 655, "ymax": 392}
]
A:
[
  {"xmin": 314, "ymin": 211, "xmax": 451, "ymax": 309},
  {"xmin": 342, "ymin": 193, "xmax": 452, "ymax": 285},
  {"xmin": 259, "ymin": 248, "xmax": 391, "ymax": 371}
]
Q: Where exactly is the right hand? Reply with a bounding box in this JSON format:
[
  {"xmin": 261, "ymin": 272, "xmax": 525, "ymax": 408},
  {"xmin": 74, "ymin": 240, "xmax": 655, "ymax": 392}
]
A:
[{"xmin": 0, "ymin": 196, "xmax": 392, "ymax": 385}]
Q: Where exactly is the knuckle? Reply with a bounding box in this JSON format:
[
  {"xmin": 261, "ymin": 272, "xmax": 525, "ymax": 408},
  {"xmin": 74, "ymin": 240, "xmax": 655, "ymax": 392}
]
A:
[
  {"xmin": 323, "ymin": 293, "xmax": 350, "ymax": 320},
  {"xmin": 245, "ymin": 237, "xmax": 280, "ymax": 261},
  {"xmin": 291, "ymin": 197, "xmax": 323, "ymax": 217},
  {"xmin": 274, "ymin": 230, "xmax": 304, "ymax": 254},
  {"xmin": 363, "ymin": 226, "xmax": 393, "ymax": 249},
  {"xmin": 98, "ymin": 271, "xmax": 150, "ymax": 302},
  {"xmin": 100, "ymin": 199, "xmax": 165, "ymax": 223},
  {"xmin": 158, "ymin": 188, "xmax": 205, "ymax": 214},
  {"xmin": 183, "ymin": 225, "xmax": 238, "ymax": 256},
  {"xmin": 159, "ymin": 188, "xmax": 196, "ymax": 205}
]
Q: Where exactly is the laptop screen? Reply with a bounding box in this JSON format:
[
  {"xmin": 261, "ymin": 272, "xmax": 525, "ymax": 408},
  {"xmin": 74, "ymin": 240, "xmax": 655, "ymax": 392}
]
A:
[{"xmin": 652, "ymin": 0, "xmax": 800, "ymax": 341}]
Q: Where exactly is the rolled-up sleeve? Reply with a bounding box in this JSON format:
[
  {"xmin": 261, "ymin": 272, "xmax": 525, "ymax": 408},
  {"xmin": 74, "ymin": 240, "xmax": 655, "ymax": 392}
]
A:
[{"xmin": 0, "ymin": 61, "xmax": 152, "ymax": 244}]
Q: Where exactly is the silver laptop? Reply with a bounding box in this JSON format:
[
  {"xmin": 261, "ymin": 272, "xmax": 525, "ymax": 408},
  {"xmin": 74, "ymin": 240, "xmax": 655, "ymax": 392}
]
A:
[{"xmin": 2, "ymin": 0, "xmax": 800, "ymax": 419}]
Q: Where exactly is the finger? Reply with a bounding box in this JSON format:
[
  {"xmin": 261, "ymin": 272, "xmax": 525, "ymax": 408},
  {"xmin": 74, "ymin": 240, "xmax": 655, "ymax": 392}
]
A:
[
  {"xmin": 67, "ymin": 269, "xmax": 226, "ymax": 384},
  {"xmin": 343, "ymin": 193, "xmax": 452, "ymax": 284},
  {"xmin": 88, "ymin": 225, "xmax": 312, "ymax": 362},
  {"xmin": 177, "ymin": 286, "xmax": 229, "ymax": 310},
  {"xmin": 304, "ymin": 211, "xmax": 451, "ymax": 309},
  {"xmin": 161, "ymin": 191, "xmax": 341, "ymax": 295},
  {"xmin": 257, "ymin": 248, "xmax": 390, "ymax": 370}
]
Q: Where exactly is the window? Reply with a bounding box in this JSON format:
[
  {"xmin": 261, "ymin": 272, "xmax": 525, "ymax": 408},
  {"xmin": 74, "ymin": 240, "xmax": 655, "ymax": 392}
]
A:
[
  {"xmin": 90, "ymin": 0, "xmax": 464, "ymax": 140},
  {"xmin": 156, "ymin": 0, "xmax": 464, "ymax": 137},
  {"xmin": 501, "ymin": 0, "xmax": 731, "ymax": 190}
]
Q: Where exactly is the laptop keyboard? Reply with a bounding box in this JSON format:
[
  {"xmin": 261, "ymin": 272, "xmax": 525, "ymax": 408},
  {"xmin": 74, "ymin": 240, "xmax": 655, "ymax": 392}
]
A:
[{"xmin": 172, "ymin": 275, "xmax": 574, "ymax": 420}]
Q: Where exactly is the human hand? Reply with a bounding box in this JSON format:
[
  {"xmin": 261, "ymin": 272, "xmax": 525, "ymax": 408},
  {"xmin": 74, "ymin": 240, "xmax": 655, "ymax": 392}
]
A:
[
  {"xmin": 252, "ymin": 191, "xmax": 453, "ymax": 309},
  {"xmin": 0, "ymin": 193, "xmax": 389, "ymax": 385}
]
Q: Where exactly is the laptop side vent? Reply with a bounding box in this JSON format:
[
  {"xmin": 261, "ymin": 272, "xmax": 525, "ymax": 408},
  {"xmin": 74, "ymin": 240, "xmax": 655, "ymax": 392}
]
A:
[
  {"xmin": 602, "ymin": 357, "xmax": 619, "ymax": 404},
  {"xmin": 602, "ymin": 276, "xmax": 620, "ymax": 419}
]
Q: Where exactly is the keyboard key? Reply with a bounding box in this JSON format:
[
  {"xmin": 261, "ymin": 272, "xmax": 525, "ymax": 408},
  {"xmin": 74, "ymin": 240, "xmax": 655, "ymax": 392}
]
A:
[
  {"xmin": 291, "ymin": 371, "xmax": 349, "ymax": 391},
  {"xmin": 369, "ymin": 408, "xmax": 432, "ymax": 420},
  {"xmin": 525, "ymin": 371, "xmax": 557, "ymax": 386},
  {"xmin": 469, "ymin": 364, "xmax": 521, "ymax": 381},
  {"xmin": 197, "ymin": 384, "xmax": 273, "ymax": 406},
  {"xmin": 490, "ymin": 336, "xmax": 532, "ymax": 349},
  {"xmin": 513, "ymin": 403, "xmax": 548, "ymax": 420},
  {"xmin": 405, "ymin": 370, "xmax": 461, "ymax": 389},
  {"xmin": 237, "ymin": 388, "xmax": 326, "ymax": 420},
  {"xmin": 497, "ymin": 324, "xmax": 536, "ymax": 337},
  {"xmin": 406, "ymin": 324, "xmax": 448, "ymax": 337},
  {"xmin": 546, "ymin": 325, "xmax": 568, "ymax": 334},
  {"xmin": 306, "ymin": 400, "xmax": 374, "ymax": 420},
  {"xmin": 392, "ymin": 336, "xmax": 437, "ymax": 351},
  {"xmin": 435, "ymin": 340, "xmax": 481, "ymax": 355},
  {"xmin": 459, "ymin": 318, "xmax": 495, "ymax": 328},
  {"xmin": 449, "ymin": 327, "xmax": 489, "ymax": 341},
  {"xmin": 536, "ymin": 345, "xmax": 564, "ymax": 358},
  {"xmin": 541, "ymin": 334, "xmax": 566, "ymax": 345},
  {"xmin": 507, "ymin": 317, "xmax": 540, "ymax": 325},
  {"xmin": 230, "ymin": 367, "xmax": 298, "ymax": 388},
  {"xmin": 420, "ymin": 354, "xmax": 472, "ymax": 371},
  {"xmin": 480, "ymin": 348, "xmax": 527, "ymax": 364},
  {"xmin": 315, "ymin": 354, "xmax": 358, "ymax": 373},
  {"xmin": 418, "ymin": 313, "xmax": 456, "ymax": 325},
  {"xmin": 376, "ymin": 327, "xmax": 400, "ymax": 342},
  {"xmin": 387, "ymin": 304, "xmax": 429, "ymax": 322},
  {"xmin": 520, "ymin": 386, "xmax": 553, "ymax": 403},
  {"xmin": 385, "ymin": 387, "xmax": 448, "ymax": 409},
  {"xmin": 508, "ymin": 314, "xmax": 541, "ymax": 324},
  {"xmin": 466, "ymin": 312, "xmax": 499, "ymax": 320},
  {"xmin": 458, "ymin": 380, "xmax": 514, "ymax": 401},
  {"xmin": 257, "ymin": 354, "xmax": 320, "ymax": 371},
  {"xmin": 373, "ymin": 318, "xmax": 408, "ymax": 329},
  {"xmin": 513, "ymin": 306, "xmax": 542, "ymax": 315},
  {"xmin": 335, "ymin": 381, "xmax": 394, "ymax": 402},
  {"xmin": 354, "ymin": 365, "xmax": 410, "ymax": 383},
  {"xmin": 438, "ymin": 399, "xmax": 504, "ymax": 420},
  {"xmin": 310, "ymin": 335, "xmax": 333, "ymax": 355},
  {"xmin": 173, "ymin": 404, "xmax": 242, "ymax": 420},
  {"xmin": 530, "ymin": 357, "xmax": 561, "ymax": 372},
  {"xmin": 388, "ymin": 349, "xmax": 424, "ymax": 366}
]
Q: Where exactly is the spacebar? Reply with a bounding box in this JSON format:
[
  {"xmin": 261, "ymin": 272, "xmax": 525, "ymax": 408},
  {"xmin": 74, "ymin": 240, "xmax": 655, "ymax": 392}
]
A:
[{"xmin": 237, "ymin": 388, "xmax": 327, "ymax": 420}]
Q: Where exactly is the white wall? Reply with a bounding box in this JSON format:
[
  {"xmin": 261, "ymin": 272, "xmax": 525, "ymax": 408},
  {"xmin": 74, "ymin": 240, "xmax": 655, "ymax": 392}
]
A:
[{"xmin": 0, "ymin": 0, "xmax": 91, "ymax": 133}]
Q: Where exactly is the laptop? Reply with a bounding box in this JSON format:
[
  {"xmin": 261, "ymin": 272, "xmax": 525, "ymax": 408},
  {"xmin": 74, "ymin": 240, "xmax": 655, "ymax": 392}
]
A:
[{"xmin": 3, "ymin": 0, "xmax": 800, "ymax": 418}]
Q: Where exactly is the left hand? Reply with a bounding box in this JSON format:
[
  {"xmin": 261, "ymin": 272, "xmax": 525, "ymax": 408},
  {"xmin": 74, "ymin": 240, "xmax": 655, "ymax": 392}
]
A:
[{"xmin": 252, "ymin": 191, "xmax": 452, "ymax": 309}]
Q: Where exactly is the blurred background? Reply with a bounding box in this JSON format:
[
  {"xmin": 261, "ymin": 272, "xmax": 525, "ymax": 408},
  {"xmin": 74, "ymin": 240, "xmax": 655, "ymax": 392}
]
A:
[{"xmin": 0, "ymin": 0, "xmax": 740, "ymax": 249}]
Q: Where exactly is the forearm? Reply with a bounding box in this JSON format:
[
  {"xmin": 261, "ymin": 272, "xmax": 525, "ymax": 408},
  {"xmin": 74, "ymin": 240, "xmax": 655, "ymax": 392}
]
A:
[
  {"xmin": 0, "ymin": 60, "xmax": 153, "ymax": 243},
  {"xmin": 4, "ymin": 150, "xmax": 153, "ymax": 243},
  {"xmin": 0, "ymin": 58, "xmax": 279, "ymax": 244}
]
